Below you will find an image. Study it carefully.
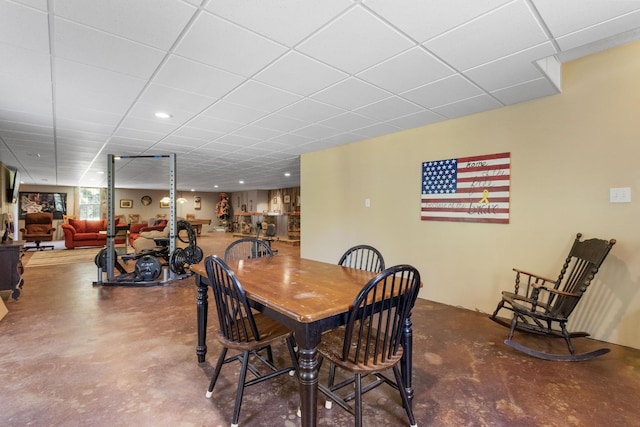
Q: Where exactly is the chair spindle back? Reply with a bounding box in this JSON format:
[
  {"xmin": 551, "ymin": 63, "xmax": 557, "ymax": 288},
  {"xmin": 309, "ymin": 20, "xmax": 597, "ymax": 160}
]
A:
[
  {"xmin": 341, "ymin": 265, "xmax": 420, "ymax": 366},
  {"xmin": 338, "ymin": 245, "xmax": 386, "ymax": 273},
  {"xmin": 205, "ymin": 255, "xmax": 260, "ymax": 343}
]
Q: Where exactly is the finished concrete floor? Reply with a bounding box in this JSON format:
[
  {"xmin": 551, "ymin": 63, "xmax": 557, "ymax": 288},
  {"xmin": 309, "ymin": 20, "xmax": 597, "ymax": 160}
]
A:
[{"xmin": 1, "ymin": 232, "xmax": 639, "ymax": 426}]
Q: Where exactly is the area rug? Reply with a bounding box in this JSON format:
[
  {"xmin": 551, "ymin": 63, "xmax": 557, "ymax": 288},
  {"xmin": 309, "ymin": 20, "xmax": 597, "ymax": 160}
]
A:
[{"xmin": 25, "ymin": 247, "xmax": 102, "ymax": 268}]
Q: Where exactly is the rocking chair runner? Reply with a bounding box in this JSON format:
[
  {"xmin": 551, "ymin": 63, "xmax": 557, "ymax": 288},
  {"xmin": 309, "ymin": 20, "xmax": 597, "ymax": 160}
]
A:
[{"xmin": 490, "ymin": 233, "xmax": 616, "ymax": 361}]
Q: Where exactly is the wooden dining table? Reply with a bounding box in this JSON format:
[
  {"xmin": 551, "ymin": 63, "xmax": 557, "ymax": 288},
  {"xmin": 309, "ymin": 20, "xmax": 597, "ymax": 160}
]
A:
[{"xmin": 191, "ymin": 256, "xmax": 417, "ymax": 427}]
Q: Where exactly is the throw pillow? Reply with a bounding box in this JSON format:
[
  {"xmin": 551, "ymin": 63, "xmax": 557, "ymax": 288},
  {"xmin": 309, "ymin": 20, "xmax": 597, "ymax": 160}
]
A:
[
  {"xmin": 85, "ymin": 220, "xmax": 104, "ymax": 233},
  {"xmin": 68, "ymin": 218, "xmax": 85, "ymax": 233}
]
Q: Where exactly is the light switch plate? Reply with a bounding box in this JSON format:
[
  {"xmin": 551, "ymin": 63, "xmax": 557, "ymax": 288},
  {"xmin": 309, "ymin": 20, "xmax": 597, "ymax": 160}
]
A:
[{"xmin": 610, "ymin": 187, "xmax": 631, "ymax": 203}]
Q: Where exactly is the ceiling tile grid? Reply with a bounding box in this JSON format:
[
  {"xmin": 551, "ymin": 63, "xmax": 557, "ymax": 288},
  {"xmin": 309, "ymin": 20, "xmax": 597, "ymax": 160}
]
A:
[{"xmin": 0, "ymin": 0, "xmax": 639, "ymax": 191}]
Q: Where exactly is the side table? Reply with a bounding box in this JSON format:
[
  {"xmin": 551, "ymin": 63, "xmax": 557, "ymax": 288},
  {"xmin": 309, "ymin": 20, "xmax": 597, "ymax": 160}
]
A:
[{"xmin": 0, "ymin": 241, "xmax": 24, "ymax": 300}]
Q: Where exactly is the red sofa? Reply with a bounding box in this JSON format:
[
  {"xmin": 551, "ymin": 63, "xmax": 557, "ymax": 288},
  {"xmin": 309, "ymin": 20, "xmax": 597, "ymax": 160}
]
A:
[{"xmin": 60, "ymin": 218, "xmax": 125, "ymax": 249}]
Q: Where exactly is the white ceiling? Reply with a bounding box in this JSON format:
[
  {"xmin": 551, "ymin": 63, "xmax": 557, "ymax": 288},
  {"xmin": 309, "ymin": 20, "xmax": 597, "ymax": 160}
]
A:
[{"xmin": 1, "ymin": 0, "xmax": 639, "ymax": 192}]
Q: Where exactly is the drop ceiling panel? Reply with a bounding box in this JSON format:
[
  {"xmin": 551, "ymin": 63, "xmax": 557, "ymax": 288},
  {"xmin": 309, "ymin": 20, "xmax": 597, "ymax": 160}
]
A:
[
  {"xmin": 0, "ymin": 120, "xmax": 52, "ymax": 137},
  {"xmin": 319, "ymin": 112, "xmax": 377, "ymax": 132},
  {"xmin": 113, "ymin": 127, "xmax": 165, "ymax": 142},
  {"xmin": 172, "ymin": 126, "xmax": 224, "ymax": 142},
  {"xmin": 555, "ymin": 10, "xmax": 640, "ymax": 50},
  {"xmin": 533, "ymin": 0, "xmax": 640, "ymax": 37},
  {"xmin": 135, "ymin": 83, "xmax": 216, "ymax": 116},
  {"xmin": 249, "ymin": 140, "xmax": 294, "ymax": 152},
  {"xmin": 55, "ymin": 118, "xmax": 116, "ymax": 136},
  {"xmin": 54, "ymin": 59, "xmax": 147, "ymax": 113},
  {"xmin": 186, "ymin": 115, "xmax": 244, "ymax": 134},
  {"xmin": 54, "ymin": 0, "xmax": 197, "ymax": 50},
  {"xmin": 402, "ymin": 75, "xmax": 484, "ymax": 109},
  {"xmin": 298, "ymin": 7, "xmax": 413, "ymax": 74},
  {"xmin": 205, "ymin": 0, "xmax": 353, "ymax": 47},
  {"xmin": 151, "ymin": 142, "xmax": 198, "ymax": 154},
  {"xmin": 55, "ymin": 128, "xmax": 108, "ymax": 143},
  {"xmin": 215, "ymin": 134, "xmax": 261, "ymax": 148},
  {"xmin": 354, "ymin": 96, "xmax": 423, "ymax": 121},
  {"xmin": 0, "ymin": 109, "xmax": 53, "ymax": 128},
  {"xmin": 0, "ymin": 1, "xmax": 49, "ymax": 51},
  {"xmin": 176, "ymin": 12, "xmax": 287, "ymax": 77},
  {"xmin": 12, "ymin": 0, "xmax": 47, "ymax": 11},
  {"xmin": 201, "ymin": 101, "xmax": 269, "ymax": 125},
  {"xmin": 55, "ymin": 104, "xmax": 123, "ymax": 127},
  {"xmin": 252, "ymin": 114, "xmax": 310, "ymax": 133},
  {"xmin": 160, "ymin": 135, "xmax": 207, "ymax": 148},
  {"xmin": 54, "ymin": 19, "xmax": 165, "ymax": 79},
  {"xmin": 424, "ymin": 1, "xmax": 549, "ymax": 70},
  {"xmin": 491, "ymin": 77, "xmax": 560, "ymax": 105},
  {"xmin": 268, "ymin": 133, "xmax": 314, "ymax": 146},
  {"xmin": 363, "ymin": 0, "xmax": 512, "ymax": 42},
  {"xmin": 431, "ymin": 94, "xmax": 503, "ymax": 119},
  {"xmin": 277, "ymin": 99, "xmax": 344, "ymax": 123},
  {"xmin": 291, "ymin": 124, "xmax": 343, "ymax": 139},
  {"xmin": 199, "ymin": 142, "xmax": 241, "ymax": 155},
  {"xmin": 352, "ymin": 122, "xmax": 402, "ymax": 139},
  {"xmin": 0, "ymin": 130, "xmax": 53, "ymax": 143},
  {"xmin": 0, "ymin": 45, "xmax": 52, "ymax": 115},
  {"xmin": 223, "ymin": 81, "xmax": 302, "ymax": 112},
  {"xmin": 153, "ymin": 56, "xmax": 245, "ymax": 99},
  {"xmin": 357, "ymin": 47, "xmax": 455, "ymax": 93},
  {"xmin": 254, "ymin": 52, "xmax": 348, "ymax": 96},
  {"xmin": 387, "ymin": 110, "xmax": 445, "ymax": 129},
  {"xmin": 311, "ymin": 77, "xmax": 390, "ymax": 110},
  {"xmin": 118, "ymin": 115, "xmax": 183, "ymax": 135},
  {"xmin": 464, "ymin": 42, "xmax": 558, "ymax": 92},
  {"xmin": 231, "ymin": 125, "xmax": 282, "ymax": 141}
]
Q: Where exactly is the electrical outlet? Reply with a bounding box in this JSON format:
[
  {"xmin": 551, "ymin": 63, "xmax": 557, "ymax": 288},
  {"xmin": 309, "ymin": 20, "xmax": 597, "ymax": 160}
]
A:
[
  {"xmin": 365, "ymin": 198, "xmax": 371, "ymax": 208},
  {"xmin": 609, "ymin": 187, "xmax": 631, "ymax": 203}
]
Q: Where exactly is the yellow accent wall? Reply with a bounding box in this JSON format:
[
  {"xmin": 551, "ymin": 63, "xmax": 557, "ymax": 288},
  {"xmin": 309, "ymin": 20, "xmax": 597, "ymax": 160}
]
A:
[{"xmin": 301, "ymin": 41, "xmax": 640, "ymax": 349}]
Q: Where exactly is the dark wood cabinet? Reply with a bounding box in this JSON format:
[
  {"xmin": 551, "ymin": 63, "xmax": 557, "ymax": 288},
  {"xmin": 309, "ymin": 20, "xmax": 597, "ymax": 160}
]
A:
[{"xmin": 0, "ymin": 241, "xmax": 24, "ymax": 300}]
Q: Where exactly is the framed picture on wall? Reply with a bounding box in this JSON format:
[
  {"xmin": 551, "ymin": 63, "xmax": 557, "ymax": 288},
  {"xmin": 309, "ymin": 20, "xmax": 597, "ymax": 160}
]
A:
[
  {"xmin": 160, "ymin": 200, "xmax": 170, "ymax": 208},
  {"xmin": 19, "ymin": 192, "xmax": 67, "ymax": 219},
  {"xmin": 284, "ymin": 195, "xmax": 290, "ymax": 203},
  {"xmin": 120, "ymin": 199, "xmax": 133, "ymax": 208},
  {"xmin": 194, "ymin": 196, "xmax": 201, "ymax": 210}
]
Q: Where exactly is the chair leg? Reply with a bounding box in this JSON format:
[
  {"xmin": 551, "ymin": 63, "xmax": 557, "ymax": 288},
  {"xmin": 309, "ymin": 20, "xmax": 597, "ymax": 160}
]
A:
[
  {"xmin": 491, "ymin": 299, "xmax": 505, "ymax": 319},
  {"xmin": 507, "ymin": 313, "xmax": 518, "ymax": 340},
  {"xmin": 232, "ymin": 350, "xmax": 251, "ymax": 427},
  {"xmin": 560, "ymin": 323, "xmax": 576, "ymax": 355},
  {"xmin": 354, "ymin": 373, "xmax": 362, "ymax": 427},
  {"xmin": 393, "ymin": 365, "xmax": 417, "ymax": 427},
  {"xmin": 265, "ymin": 345, "xmax": 274, "ymax": 363},
  {"xmin": 286, "ymin": 335, "xmax": 299, "ymax": 373},
  {"xmin": 325, "ymin": 362, "xmax": 336, "ymax": 409},
  {"xmin": 206, "ymin": 347, "xmax": 228, "ymax": 398}
]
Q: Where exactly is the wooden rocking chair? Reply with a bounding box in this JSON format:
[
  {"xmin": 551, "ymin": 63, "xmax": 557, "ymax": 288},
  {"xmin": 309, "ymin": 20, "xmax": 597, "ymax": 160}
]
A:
[{"xmin": 490, "ymin": 233, "xmax": 616, "ymax": 361}]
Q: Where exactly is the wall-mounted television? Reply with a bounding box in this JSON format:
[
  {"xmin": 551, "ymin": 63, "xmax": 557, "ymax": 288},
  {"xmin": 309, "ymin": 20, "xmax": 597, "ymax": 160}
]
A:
[{"xmin": 4, "ymin": 166, "xmax": 20, "ymax": 204}]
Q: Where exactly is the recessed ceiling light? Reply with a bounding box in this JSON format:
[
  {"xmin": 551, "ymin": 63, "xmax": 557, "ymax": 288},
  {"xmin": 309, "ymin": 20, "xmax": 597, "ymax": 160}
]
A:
[
  {"xmin": 239, "ymin": 180, "xmax": 244, "ymax": 184},
  {"xmin": 97, "ymin": 171, "xmax": 104, "ymax": 174},
  {"xmin": 214, "ymin": 185, "xmax": 219, "ymax": 188},
  {"xmin": 284, "ymin": 172, "xmax": 291, "ymax": 177},
  {"xmin": 154, "ymin": 112, "xmax": 172, "ymax": 119}
]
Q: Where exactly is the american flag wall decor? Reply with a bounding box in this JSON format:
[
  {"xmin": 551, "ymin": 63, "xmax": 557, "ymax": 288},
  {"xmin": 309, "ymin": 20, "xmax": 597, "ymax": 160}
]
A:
[{"xmin": 421, "ymin": 152, "xmax": 510, "ymax": 224}]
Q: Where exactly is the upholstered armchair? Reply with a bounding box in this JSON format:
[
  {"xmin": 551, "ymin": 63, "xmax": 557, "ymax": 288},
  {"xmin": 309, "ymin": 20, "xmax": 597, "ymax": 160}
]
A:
[{"xmin": 20, "ymin": 212, "xmax": 56, "ymax": 251}]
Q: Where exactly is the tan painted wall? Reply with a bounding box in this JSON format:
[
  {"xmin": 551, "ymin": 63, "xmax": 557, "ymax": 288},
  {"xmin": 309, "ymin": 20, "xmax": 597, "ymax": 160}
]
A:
[{"xmin": 301, "ymin": 41, "xmax": 640, "ymax": 349}]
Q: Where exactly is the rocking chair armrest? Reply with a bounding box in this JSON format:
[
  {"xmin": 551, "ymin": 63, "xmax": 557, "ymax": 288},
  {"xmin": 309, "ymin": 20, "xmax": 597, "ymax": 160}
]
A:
[
  {"xmin": 538, "ymin": 286, "xmax": 580, "ymax": 299},
  {"xmin": 512, "ymin": 268, "xmax": 557, "ymax": 285}
]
